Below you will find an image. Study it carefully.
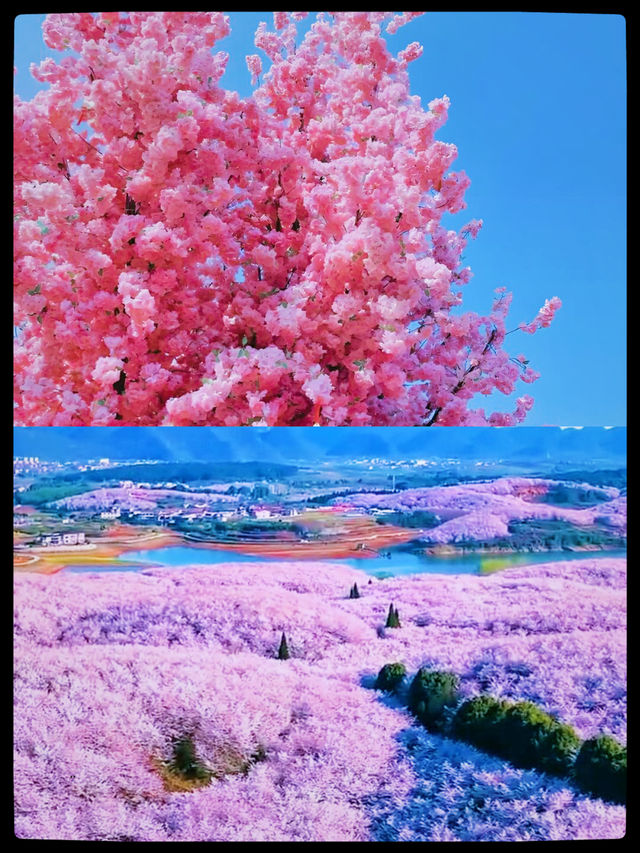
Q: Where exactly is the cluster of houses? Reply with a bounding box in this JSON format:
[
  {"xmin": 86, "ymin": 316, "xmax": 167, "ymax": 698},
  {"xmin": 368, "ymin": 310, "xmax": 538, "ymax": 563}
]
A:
[{"xmin": 13, "ymin": 456, "xmax": 64, "ymax": 476}]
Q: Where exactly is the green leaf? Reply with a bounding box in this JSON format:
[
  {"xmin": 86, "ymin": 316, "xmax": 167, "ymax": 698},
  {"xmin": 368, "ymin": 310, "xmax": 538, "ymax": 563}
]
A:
[
  {"xmin": 353, "ymin": 359, "xmax": 366, "ymax": 370},
  {"xmin": 241, "ymin": 335, "xmax": 248, "ymax": 346},
  {"xmin": 27, "ymin": 284, "xmax": 41, "ymax": 296}
]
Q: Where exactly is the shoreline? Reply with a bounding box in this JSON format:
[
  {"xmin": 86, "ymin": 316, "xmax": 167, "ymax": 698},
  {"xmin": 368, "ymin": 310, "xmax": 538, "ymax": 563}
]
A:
[
  {"xmin": 422, "ymin": 543, "xmax": 626, "ymax": 557},
  {"xmin": 13, "ymin": 516, "xmax": 627, "ymax": 576}
]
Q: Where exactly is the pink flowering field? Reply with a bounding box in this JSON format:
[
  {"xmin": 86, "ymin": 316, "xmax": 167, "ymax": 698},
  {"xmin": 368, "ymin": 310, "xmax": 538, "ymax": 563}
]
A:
[
  {"xmin": 14, "ymin": 12, "xmax": 560, "ymax": 426},
  {"xmin": 14, "ymin": 556, "xmax": 626, "ymax": 841}
]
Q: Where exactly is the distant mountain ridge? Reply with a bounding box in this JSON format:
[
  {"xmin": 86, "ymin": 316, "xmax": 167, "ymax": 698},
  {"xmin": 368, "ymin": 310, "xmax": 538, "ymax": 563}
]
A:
[{"xmin": 13, "ymin": 427, "xmax": 626, "ymax": 467}]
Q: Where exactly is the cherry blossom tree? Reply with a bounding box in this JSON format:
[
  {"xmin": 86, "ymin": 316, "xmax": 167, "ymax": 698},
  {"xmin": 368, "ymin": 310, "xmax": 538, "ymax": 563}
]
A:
[{"xmin": 14, "ymin": 11, "xmax": 561, "ymax": 425}]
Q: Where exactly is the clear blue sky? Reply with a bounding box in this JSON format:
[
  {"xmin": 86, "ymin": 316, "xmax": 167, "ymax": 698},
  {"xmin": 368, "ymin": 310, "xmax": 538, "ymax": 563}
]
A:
[{"xmin": 14, "ymin": 12, "xmax": 626, "ymax": 426}]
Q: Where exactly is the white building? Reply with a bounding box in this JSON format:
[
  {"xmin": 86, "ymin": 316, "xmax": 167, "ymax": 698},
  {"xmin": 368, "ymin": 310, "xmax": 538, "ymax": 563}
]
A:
[
  {"xmin": 100, "ymin": 508, "xmax": 121, "ymax": 519},
  {"xmin": 40, "ymin": 531, "xmax": 86, "ymax": 546}
]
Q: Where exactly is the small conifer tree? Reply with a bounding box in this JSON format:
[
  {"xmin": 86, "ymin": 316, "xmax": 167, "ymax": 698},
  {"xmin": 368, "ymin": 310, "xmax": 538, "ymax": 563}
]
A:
[
  {"xmin": 169, "ymin": 735, "xmax": 211, "ymax": 782},
  {"xmin": 277, "ymin": 631, "xmax": 290, "ymax": 660},
  {"xmin": 385, "ymin": 603, "xmax": 401, "ymax": 628},
  {"xmin": 349, "ymin": 583, "xmax": 361, "ymax": 599}
]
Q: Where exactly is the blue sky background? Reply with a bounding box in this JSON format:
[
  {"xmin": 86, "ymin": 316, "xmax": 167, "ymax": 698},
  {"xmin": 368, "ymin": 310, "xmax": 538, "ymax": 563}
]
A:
[
  {"xmin": 14, "ymin": 12, "xmax": 626, "ymax": 426},
  {"xmin": 13, "ymin": 426, "xmax": 626, "ymax": 466}
]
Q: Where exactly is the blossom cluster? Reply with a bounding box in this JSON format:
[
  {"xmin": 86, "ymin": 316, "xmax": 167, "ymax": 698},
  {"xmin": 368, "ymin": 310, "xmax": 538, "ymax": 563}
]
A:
[
  {"xmin": 14, "ymin": 556, "xmax": 626, "ymax": 840},
  {"xmin": 14, "ymin": 11, "xmax": 559, "ymax": 425}
]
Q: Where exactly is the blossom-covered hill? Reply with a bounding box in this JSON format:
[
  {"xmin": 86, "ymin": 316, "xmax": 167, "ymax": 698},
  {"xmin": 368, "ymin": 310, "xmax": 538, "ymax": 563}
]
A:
[
  {"xmin": 52, "ymin": 485, "xmax": 238, "ymax": 512},
  {"xmin": 343, "ymin": 477, "xmax": 627, "ymax": 543},
  {"xmin": 14, "ymin": 557, "xmax": 626, "ymax": 841}
]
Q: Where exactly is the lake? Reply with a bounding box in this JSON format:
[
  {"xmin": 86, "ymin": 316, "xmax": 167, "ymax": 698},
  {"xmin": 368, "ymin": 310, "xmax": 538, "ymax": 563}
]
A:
[{"xmin": 66, "ymin": 544, "xmax": 627, "ymax": 578}]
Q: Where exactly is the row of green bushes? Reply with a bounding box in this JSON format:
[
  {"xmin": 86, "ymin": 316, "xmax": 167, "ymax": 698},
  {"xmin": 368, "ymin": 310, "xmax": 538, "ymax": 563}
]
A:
[
  {"xmin": 543, "ymin": 468, "xmax": 626, "ymax": 490},
  {"xmin": 536, "ymin": 483, "xmax": 609, "ymax": 508},
  {"xmin": 375, "ymin": 510, "xmax": 441, "ymax": 530},
  {"xmin": 480, "ymin": 518, "xmax": 626, "ymax": 552},
  {"xmin": 374, "ymin": 664, "xmax": 626, "ymax": 805}
]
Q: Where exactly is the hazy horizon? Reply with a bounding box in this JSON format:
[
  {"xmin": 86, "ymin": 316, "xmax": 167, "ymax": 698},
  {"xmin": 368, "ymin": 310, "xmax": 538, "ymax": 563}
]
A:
[{"xmin": 13, "ymin": 426, "xmax": 626, "ymax": 467}]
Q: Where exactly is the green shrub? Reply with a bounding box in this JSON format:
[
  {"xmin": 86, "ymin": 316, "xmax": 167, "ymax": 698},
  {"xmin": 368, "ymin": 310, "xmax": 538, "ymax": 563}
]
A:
[
  {"xmin": 537, "ymin": 721, "xmax": 582, "ymax": 776},
  {"xmin": 453, "ymin": 695, "xmax": 510, "ymax": 753},
  {"xmin": 375, "ymin": 662, "xmax": 407, "ymax": 693},
  {"xmin": 408, "ymin": 669, "xmax": 460, "ymax": 730},
  {"xmin": 574, "ymin": 735, "xmax": 627, "ymax": 804},
  {"xmin": 277, "ymin": 631, "xmax": 290, "ymax": 660},
  {"xmin": 498, "ymin": 701, "xmax": 560, "ymax": 769}
]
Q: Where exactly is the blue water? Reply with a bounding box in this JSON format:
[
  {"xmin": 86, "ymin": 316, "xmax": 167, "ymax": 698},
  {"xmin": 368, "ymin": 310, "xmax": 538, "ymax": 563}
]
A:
[{"xmin": 67, "ymin": 544, "xmax": 627, "ymax": 578}]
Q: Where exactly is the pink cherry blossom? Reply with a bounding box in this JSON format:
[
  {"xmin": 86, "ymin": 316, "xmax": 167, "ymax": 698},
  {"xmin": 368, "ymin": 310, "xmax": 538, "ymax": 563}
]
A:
[
  {"xmin": 14, "ymin": 12, "xmax": 560, "ymax": 425},
  {"xmin": 519, "ymin": 297, "xmax": 563, "ymax": 334}
]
